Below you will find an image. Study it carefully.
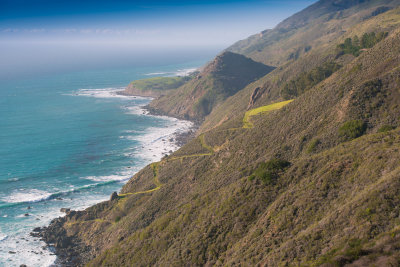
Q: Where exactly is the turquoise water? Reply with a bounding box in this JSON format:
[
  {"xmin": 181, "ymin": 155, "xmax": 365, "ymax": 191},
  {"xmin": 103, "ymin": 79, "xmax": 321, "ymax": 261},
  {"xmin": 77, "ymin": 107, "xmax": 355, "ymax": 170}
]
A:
[{"xmin": 0, "ymin": 59, "xmax": 207, "ymax": 266}]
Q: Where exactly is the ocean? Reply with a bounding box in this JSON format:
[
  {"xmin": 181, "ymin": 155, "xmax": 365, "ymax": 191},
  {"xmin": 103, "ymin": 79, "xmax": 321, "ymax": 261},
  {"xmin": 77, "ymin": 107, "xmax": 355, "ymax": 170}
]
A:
[{"xmin": 0, "ymin": 58, "xmax": 208, "ymax": 266}]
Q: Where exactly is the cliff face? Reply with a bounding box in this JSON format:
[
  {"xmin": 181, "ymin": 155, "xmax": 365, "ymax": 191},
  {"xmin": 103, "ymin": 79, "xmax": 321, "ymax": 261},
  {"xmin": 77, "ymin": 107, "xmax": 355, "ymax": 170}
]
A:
[{"xmin": 39, "ymin": 1, "xmax": 400, "ymax": 266}]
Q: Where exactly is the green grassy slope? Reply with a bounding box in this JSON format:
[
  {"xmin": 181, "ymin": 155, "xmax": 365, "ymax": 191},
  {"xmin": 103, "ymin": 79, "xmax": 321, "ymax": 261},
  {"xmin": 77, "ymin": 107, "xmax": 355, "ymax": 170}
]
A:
[
  {"xmin": 242, "ymin": 99, "xmax": 294, "ymax": 128},
  {"xmin": 120, "ymin": 76, "xmax": 193, "ymax": 97},
  {"xmin": 41, "ymin": 1, "xmax": 400, "ymax": 266}
]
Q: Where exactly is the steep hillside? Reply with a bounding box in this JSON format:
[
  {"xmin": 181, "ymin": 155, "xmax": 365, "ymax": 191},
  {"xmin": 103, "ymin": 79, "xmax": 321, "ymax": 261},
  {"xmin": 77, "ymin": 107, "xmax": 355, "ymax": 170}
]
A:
[
  {"xmin": 147, "ymin": 52, "xmax": 274, "ymax": 121},
  {"xmin": 227, "ymin": 0, "xmax": 400, "ymax": 66},
  {"xmin": 37, "ymin": 1, "xmax": 400, "ymax": 266},
  {"xmin": 201, "ymin": 5, "xmax": 400, "ymax": 132}
]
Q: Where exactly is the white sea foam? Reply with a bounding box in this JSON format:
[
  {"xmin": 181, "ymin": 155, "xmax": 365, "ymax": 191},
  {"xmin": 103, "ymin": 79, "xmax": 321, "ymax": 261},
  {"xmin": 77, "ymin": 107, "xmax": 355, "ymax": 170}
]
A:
[
  {"xmin": 0, "ymin": 189, "xmax": 114, "ymax": 267},
  {"xmin": 83, "ymin": 175, "xmax": 130, "ymax": 182},
  {"xmin": 174, "ymin": 68, "xmax": 198, "ymax": 76},
  {"xmin": 124, "ymin": 105, "xmax": 149, "ymax": 115},
  {"xmin": 0, "ymin": 221, "xmax": 57, "ymax": 267},
  {"xmin": 66, "ymin": 88, "xmax": 150, "ymax": 100},
  {"xmin": 127, "ymin": 117, "xmax": 193, "ymax": 163},
  {"xmin": 145, "ymin": 67, "xmax": 197, "ymax": 77},
  {"xmin": 0, "ymin": 233, "xmax": 7, "ymax": 241},
  {"xmin": 2, "ymin": 189, "xmax": 52, "ymax": 204},
  {"xmin": 145, "ymin": 72, "xmax": 169, "ymax": 76},
  {"xmin": 123, "ymin": 129, "xmax": 142, "ymax": 134}
]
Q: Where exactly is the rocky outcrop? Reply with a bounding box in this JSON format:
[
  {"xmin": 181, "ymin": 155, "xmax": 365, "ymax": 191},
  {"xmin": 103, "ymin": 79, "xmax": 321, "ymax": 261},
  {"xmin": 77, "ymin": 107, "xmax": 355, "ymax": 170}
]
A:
[
  {"xmin": 248, "ymin": 87, "xmax": 266, "ymax": 108},
  {"xmin": 31, "ymin": 212, "xmax": 91, "ymax": 266},
  {"xmin": 110, "ymin": 192, "xmax": 118, "ymax": 201}
]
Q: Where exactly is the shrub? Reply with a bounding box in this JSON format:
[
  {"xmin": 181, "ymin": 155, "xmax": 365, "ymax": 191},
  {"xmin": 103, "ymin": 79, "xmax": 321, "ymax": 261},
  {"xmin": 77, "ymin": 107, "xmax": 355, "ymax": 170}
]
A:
[
  {"xmin": 344, "ymin": 238, "xmax": 364, "ymax": 260},
  {"xmin": 252, "ymin": 158, "xmax": 290, "ymax": 185},
  {"xmin": 378, "ymin": 125, "xmax": 395, "ymax": 133},
  {"xmin": 339, "ymin": 120, "xmax": 367, "ymax": 140},
  {"xmin": 194, "ymin": 97, "xmax": 212, "ymax": 117},
  {"xmin": 337, "ymin": 37, "xmax": 361, "ymax": 56},
  {"xmin": 248, "ymin": 175, "xmax": 255, "ymax": 181},
  {"xmin": 281, "ymin": 61, "xmax": 342, "ymax": 99},
  {"xmin": 306, "ymin": 139, "xmax": 321, "ymax": 154}
]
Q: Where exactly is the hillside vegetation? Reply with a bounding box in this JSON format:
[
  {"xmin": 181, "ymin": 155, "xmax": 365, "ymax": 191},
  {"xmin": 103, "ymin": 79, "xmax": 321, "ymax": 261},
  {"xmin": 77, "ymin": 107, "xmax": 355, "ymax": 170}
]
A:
[
  {"xmin": 336, "ymin": 31, "xmax": 388, "ymax": 56},
  {"xmin": 39, "ymin": 1, "xmax": 400, "ymax": 266},
  {"xmin": 119, "ymin": 75, "xmax": 194, "ymax": 97},
  {"xmin": 201, "ymin": 2, "xmax": 400, "ymax": 133}
]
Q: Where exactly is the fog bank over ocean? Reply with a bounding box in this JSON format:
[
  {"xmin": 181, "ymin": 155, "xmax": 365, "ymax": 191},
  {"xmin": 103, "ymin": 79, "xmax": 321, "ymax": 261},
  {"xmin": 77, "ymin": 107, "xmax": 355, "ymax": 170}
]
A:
[{"xmin": 0, "ymin": 41, "xmax": 221, "ymax": 80}]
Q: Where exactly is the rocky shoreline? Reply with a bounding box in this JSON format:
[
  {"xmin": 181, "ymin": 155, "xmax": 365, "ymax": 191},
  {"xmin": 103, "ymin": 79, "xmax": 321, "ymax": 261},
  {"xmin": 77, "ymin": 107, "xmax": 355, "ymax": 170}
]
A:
[
  {"xmin": 31, "ymin": 94, "xmax": 199, "ymax": 266},
  {"xmin": 145, "ymin": 105, "xmax": 200, "ymax": 145},
  {"xmin": 31, "ymin": 211, "xmax": 90, "ymax": 266},
  {"xmin": 117, "ymin": 88, "xmax": 200, "ymax": 147}
]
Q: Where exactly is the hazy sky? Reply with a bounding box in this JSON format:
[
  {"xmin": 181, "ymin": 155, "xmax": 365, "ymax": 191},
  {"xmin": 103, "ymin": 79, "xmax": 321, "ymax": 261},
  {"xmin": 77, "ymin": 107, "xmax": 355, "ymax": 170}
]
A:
[
  {"xmin": 1, "ymin": 0, "xmax": 317, "ymax": 45},
  {"xmin": 0, "ymin": 0, "xmax": 317, "ymax": 79}
]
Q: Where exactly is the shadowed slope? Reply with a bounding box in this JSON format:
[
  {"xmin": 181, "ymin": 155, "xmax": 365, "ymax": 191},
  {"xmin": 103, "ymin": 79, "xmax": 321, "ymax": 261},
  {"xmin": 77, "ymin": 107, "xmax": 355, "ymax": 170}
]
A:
[{"xmin": 147, "ymin": 51, "xmax": 275, "ymax": 121}]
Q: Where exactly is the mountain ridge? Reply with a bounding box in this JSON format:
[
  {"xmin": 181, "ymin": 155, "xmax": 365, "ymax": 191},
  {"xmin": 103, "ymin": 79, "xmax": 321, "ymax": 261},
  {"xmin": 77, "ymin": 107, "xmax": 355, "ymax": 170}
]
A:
[{"xmin": 226, "ymin": 0, "xmax": 400, "ymax": 66}]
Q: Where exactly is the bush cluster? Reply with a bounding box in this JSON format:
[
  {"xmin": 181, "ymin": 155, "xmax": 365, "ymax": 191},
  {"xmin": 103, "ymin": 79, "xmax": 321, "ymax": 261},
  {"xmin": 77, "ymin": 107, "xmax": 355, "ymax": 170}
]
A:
[
  {"xmin": 249, "ymin": 158, "xmax": 290, "ymax": 184},
  {"xmin": 281, "ymin": 61, "xmax": 342, "ymax": 99},
  {"xmin": 306, "ymin": 138, "xmax": 321, "ymax": 154},
  {"xmin": 339, "ymin": 120, "xmax": 367, "ymax": 141},
  {"xmin": 336, "ymin": 32, "xmax": 388, "ymax": 57}
]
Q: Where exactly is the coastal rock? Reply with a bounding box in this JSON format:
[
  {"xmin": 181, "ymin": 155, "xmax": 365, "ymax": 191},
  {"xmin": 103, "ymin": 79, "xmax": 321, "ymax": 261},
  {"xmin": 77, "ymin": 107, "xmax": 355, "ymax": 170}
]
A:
[
  {"xmin": 60, "ymin": 208, "xmax": 71, "ymax": 213},
  {"xmin": 55, "ymin": 236, "xmax": 72, "ymax": 248},
  {"xmin": 110, "ymin": 192, "xmax": 118, "ymax": 201},
  {"xmin": 35, "ymin": 214, "xmax": 91, "ymax": 266},
  {"xmin": 33, "ymin": 227, "xmax": 41, "ymax": 232}
]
